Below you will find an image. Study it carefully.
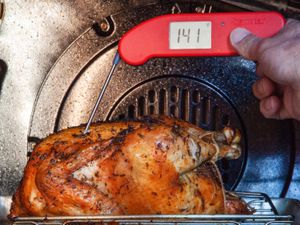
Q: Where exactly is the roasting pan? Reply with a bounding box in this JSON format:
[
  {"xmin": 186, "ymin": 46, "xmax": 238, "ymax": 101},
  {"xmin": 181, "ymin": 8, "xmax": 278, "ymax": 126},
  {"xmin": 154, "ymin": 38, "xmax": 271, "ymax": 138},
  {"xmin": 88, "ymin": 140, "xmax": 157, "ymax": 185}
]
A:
[{"xmin": 1, "ymin": 0, "xmax": 300, "ymax": 224}]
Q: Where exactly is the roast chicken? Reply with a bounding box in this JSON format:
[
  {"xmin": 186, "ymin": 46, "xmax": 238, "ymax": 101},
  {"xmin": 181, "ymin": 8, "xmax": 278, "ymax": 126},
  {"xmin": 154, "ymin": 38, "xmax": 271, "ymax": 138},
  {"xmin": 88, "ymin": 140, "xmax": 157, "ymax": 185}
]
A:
[{"xmin": 9, "ymin": 116, "xmax": 250, "ymax": 218}]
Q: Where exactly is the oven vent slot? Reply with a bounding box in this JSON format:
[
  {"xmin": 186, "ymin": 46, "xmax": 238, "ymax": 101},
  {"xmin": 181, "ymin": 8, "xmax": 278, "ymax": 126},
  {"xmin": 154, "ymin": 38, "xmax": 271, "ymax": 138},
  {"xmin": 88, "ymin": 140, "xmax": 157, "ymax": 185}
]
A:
[{"xmin": 117, "ymin": 86, "xmax": 228, "ymax": 131}]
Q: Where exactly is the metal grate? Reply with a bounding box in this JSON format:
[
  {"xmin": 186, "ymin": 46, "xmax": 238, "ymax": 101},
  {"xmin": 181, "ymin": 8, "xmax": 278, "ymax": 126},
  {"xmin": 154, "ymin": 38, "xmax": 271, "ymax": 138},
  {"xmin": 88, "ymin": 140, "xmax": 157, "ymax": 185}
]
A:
[
  {"xmin": 107, "ymin": 76, "xmax": 245, "ymax": 191},
  {"xmin": 12, "ymin": 192, "xmax": 294, "ymax": 225},
  {"xmin": 110, "ymin": 82, "xmax": 225, "ymax": 131}
]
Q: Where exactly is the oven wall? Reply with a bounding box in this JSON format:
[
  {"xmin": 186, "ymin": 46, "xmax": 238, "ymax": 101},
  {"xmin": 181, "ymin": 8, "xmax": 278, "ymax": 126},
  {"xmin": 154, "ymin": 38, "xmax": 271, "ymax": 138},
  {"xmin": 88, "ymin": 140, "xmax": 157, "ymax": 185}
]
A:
[{"xmin": 0, "ymin": 0, "xmax": 299, "ymax": 199}]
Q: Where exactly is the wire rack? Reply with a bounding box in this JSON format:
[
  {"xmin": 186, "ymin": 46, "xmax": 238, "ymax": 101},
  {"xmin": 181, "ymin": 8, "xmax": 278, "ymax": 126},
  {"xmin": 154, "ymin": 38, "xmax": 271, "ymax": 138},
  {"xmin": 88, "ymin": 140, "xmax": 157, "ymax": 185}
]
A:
[{"xmin": 12, "ymin": 192, "xmax": 294, "ymax": 225}]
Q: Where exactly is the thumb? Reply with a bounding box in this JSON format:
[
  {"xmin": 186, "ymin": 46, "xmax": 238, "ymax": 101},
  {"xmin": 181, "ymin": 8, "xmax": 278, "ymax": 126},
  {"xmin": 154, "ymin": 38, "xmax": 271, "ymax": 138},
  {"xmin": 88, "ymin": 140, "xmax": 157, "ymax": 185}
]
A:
[{"xmin": 230, "ymin": 28, "xmax": 261, "ymax": 61}]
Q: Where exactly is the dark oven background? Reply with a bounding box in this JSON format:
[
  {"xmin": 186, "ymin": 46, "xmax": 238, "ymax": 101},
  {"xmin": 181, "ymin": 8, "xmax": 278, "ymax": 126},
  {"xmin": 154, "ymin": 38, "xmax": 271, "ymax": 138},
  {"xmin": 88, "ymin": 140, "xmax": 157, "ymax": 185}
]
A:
[{"xmin": 0, "ymin": 0, "xmax": 300, "ymax": 202}]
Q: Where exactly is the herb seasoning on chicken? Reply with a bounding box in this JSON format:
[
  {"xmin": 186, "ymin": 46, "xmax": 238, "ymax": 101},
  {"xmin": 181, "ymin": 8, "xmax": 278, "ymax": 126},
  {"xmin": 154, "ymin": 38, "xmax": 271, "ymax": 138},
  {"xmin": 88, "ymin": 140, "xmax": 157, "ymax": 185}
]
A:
[{"xmin": 9, "ymin": 116, "xmax": 251, "ymax": 218}]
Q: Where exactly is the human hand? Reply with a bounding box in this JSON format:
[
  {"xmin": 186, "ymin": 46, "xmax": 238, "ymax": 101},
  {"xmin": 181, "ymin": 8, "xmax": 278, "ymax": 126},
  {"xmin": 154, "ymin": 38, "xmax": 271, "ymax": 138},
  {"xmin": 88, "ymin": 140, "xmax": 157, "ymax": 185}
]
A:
[{"xmin": 230, "ymin": 19, "xmax": 300, "ymax": 120}]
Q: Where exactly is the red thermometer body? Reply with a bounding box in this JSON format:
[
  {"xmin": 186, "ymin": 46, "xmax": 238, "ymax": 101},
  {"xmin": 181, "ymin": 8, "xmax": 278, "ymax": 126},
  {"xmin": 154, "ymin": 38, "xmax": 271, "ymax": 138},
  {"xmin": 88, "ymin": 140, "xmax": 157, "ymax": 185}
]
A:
[{"xmin": 118, "ymin": 12, "xmax": 285, "ymax": 66}]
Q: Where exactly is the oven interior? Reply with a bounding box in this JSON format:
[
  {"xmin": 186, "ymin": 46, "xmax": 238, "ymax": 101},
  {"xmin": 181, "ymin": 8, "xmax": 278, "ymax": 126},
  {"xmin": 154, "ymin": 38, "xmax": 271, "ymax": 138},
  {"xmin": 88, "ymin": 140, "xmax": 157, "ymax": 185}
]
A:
[{"xmin": 0, "ymin": 0, "xmax": 300, "ymax": 224}]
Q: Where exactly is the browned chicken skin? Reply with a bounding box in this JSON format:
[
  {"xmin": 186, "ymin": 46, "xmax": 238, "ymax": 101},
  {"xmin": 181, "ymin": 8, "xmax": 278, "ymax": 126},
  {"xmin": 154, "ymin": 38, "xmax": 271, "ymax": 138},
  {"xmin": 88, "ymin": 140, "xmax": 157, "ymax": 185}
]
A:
[{"xmin": 9, "ymin": 116, "xmax": 246, "ymax": 218}]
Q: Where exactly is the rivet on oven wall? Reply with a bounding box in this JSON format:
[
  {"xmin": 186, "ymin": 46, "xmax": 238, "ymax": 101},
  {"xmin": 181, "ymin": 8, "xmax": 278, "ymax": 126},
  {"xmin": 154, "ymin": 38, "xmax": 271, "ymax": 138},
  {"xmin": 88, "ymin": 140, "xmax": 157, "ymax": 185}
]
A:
[
  {"xmin": 100, "ymin": 20, "xmax": 109, "ymax": 31},
  {"xmin": 92, "ymin": 15, "xmax": 115, "ymax": 37}
]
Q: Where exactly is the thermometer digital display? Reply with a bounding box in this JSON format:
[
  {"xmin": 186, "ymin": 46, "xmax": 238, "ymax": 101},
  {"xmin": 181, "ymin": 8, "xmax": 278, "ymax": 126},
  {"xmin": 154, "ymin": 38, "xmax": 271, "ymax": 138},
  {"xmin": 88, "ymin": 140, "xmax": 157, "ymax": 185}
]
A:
[
  {"xmin": 118, "ymin": 12, "xmax": 285, "ymax": 66},
  {"xmin": 169, "ymin": 21, "xmax": 212, "ymax": 49}
]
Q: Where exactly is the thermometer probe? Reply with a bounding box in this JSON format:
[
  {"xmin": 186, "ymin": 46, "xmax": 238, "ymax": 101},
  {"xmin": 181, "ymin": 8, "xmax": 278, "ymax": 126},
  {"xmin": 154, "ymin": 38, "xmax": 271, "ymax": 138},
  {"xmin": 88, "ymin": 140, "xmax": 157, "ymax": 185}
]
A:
[
  {"xmin": 83, "ymin": 53, "xmax": 120, "ymax": 134},
  {"xmin": 84, "ymin": 12, "xmax": 285, "ymax": 133}
]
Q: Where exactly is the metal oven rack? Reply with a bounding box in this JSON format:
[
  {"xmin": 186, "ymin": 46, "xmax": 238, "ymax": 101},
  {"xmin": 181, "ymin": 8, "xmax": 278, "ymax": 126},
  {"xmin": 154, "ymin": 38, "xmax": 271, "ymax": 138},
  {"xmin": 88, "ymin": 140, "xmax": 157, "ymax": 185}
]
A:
[{"xmin": 11, "ymin": 192, "xmax": 294, "ymax": 225}]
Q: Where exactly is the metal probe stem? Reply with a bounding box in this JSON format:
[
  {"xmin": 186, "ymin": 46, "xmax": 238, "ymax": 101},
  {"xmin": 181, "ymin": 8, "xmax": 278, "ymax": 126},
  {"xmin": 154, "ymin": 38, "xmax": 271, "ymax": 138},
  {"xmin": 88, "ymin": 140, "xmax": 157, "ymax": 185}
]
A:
[{"xmin": 83, "ymin": 52, "xmax": 121, "ymax": 134}]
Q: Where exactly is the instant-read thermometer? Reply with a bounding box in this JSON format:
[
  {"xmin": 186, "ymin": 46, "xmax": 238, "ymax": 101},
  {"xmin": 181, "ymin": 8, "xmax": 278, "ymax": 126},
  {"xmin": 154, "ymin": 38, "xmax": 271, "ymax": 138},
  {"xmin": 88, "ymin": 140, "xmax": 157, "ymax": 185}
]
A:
[
  {"xmin": 83, "ymin": 12, "xmax": 285, "ymax": 134},
  {"xmin": 118, "ymin": 11, "xmax": 285, "ymax": 65}
]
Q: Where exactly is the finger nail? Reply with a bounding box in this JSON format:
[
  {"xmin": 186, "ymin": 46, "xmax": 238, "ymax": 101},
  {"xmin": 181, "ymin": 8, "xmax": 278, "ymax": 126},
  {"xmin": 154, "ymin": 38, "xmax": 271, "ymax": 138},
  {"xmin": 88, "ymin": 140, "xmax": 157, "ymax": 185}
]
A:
[
  {"xmin": 263, "ymin": 97, "xmax": 278, "ymax": 113},
  {"xmin": 230, "ymin": 28, "xmax": 251, "ymax": 45},
  {"xmin": 264, "ymin": 99, "xmax": 274, "ymax": 111}
]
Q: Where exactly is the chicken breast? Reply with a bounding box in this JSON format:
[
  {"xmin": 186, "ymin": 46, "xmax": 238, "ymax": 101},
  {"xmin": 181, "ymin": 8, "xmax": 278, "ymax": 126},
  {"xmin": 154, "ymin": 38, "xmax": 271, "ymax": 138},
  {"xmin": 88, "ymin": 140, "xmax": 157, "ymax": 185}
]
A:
[{"xmin": 9, "ymin": 116, "xmax": 243, "ymax": 218}]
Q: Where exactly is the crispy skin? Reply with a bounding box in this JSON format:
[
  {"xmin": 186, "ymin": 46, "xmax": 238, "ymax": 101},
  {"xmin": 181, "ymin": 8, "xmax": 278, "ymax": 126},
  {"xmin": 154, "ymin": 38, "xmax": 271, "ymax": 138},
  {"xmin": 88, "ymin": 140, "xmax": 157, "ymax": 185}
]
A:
[
  {"xmin": 9, "ymin": 116, "xmax": 243, "ymax": 218},
  {"xmin": 225, "ymin": 192, "xmax": 254, "ymax": 214},
  {"xmin": 10, "ymin": 121, "xmax": 141, "ymax": 217}
]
